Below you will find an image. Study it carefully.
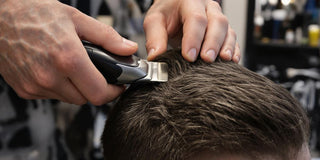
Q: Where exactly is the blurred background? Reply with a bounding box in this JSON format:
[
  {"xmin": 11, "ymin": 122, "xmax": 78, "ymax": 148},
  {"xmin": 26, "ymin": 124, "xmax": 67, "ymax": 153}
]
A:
[{"xmin": 227, "ymin": 0, "xmax": 320, "ymax": 158}]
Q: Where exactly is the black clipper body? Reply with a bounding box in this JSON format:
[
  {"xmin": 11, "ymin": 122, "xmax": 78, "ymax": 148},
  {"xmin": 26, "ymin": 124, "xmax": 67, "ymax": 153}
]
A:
[{"xmin": 82, "ymin": 41, "xmax": 168, "ymax": 84}]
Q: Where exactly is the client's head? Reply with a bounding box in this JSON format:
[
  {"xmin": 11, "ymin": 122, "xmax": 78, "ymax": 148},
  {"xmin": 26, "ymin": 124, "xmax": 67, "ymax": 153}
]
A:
[{"xmin": 102, "ymin": 50, "xmax": 310, "ymax": 160}]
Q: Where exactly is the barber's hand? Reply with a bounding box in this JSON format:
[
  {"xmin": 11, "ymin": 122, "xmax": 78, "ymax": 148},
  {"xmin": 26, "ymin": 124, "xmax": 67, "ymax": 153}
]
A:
[
  {"xmin": 144, "ymin": 0, "xmax": 240, "ymax": 63},
  {"xmin": 0, "ymin": 0, "xmax": 138, "ymax": 105}
]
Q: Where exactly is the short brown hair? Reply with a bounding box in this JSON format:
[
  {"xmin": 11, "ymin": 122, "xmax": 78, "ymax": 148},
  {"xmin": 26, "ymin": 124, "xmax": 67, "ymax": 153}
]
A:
[{"xmin": 102, "ymin": 50, "xmax": 309, "ymax": 160}]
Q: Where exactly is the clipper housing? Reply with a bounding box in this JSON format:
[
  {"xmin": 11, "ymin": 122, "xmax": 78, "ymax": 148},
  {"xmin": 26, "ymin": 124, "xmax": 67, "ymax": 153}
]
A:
[{"xmin": 82, "ymin": 41, "xmax": 168, "ymax": 84}]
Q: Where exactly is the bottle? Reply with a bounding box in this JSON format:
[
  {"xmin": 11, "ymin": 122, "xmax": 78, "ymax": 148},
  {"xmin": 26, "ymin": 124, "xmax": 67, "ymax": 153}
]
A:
[
  {"xmin": 261, "ymin": 1, "xmax": 275, "ymax": 41},
  {"xmin": 308, "ymin": 24, "xmax": 320, "ymax": 47},
  {"xmin": 254, "ymin": 0, "xmax": 266, "ymax": 40},
  {"xmin": 305, "ymin": 0, "xmax": 319, "ymax": 24},
  {"xmin": 272, "ymin": 9, "xmax": 287, "ymax": 40},
  {"xmin": 285, "ymin": 29, "xmax": 295, "ymax": 44}
]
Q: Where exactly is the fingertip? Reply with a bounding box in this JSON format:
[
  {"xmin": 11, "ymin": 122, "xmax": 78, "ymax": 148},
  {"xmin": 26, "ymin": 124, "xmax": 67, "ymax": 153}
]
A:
[
  {"xmin": 200, "ymin": 49, "xmax": 217, "ymax": 63},
  {"xmin": 146, "ymin": 46, "xmax": 167, "ymax": 61},
  {"xmin": 122, "ymin": 38, "xmax": 138, "ymax": 51},
  {"xmin": 123, "ymin": 37, "xmax": 137, "ymax": 45},
  {"xmin": 101, "ymin": 37, "xmax": 138, "ymax": 56},
  {"xmin": 232, "ymin": 44, "xmax": 241, "ymax": 63},
  {"xmin": 181, "ymin": 48, "xmax": 198, "ymax": 62},
  {"xmin": 147, "ymin": 48, "xmax": 156, "ymax": 61},
  {"xmin": 233, "ymin": 55, "xmax": 240, "ymax": 63},
  {"xmin": 220, "ymin": 49, "xmax": 233, "ymax": 61}
]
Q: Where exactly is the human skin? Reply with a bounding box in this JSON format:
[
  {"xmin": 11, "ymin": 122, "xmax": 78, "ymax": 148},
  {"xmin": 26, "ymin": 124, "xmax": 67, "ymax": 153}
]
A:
[
  {"xmin": 0, "ymin": 0, "xmax": 137, "ymax": 105},
  {"xmin": 144, "ymin": 0, "xmax": 241, "ymax": 63},
  {"xmin": 0, "ymin": 0, "xmax": 240, "ymax": 105}
]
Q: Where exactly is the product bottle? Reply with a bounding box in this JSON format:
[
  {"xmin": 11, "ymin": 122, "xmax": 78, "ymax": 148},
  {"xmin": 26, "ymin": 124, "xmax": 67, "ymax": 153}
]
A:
[
  {"xmin": 308, "ymin": 24, "xmax": 320, "ymax": 47},
  {"xmin": 261, "ymin": 1, "xmax": 275, "ymax": 41}
]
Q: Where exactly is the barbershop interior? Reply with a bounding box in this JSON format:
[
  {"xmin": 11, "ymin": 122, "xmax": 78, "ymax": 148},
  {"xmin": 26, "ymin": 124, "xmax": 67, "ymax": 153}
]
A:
[
  {"xmin": 246, "ymin": 0, "xmax": 320, "ymax": 159},
  {"xmin": 245, "ymin": 0, "xmax": 320, "ymax": 158},
  {"xmin": 1, "ymin": 0, "xmax": 320, "ymax": 159}
]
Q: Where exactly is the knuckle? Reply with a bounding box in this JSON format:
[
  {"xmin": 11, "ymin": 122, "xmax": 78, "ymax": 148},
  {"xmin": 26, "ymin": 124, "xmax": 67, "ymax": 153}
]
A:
[
  {"xmin": 55, "ymin": 53, "xmax": 79, "ymax": 74},
  {"xmin": 144, "ymin": 13, "xmax": 157, "ymax": 24},
  {"xmin": 190, "ymin": 13, "xmax": 208, "ymax": 26},
  {"xmin": 34, "ymin": 71, "xmax": 56, "ymax": 89},
  {"xmin": 69, "ymin": 6, "xmax": 79, "ymax": 15},
  {"xmin": 210, "ymin": 43, "xmax": 221, "ymax": 53},
  {"xmin": 145, "ymin": 40, "xmax": 152, "ymax": 49},
  {"xmin": 102, "ymin": 25, "xmax": 119, "ymax": 41},
  {"xmin": 49, "ymin": 42, "xmax": 76, "ymax": 71},
  {"xmin": 143, "ymin": 15, "xmax": 152, "ymax": 28},
  {"xmin": 143, "ymin": 13, "xmax": 162, "ymax": 29},
  {"xmin": 103, "ymin": 24, "xmax": 114, "ymax": 34},
  {"xmin": 215, "ymin": 15, "xmax": 228, "ymax": 26},
  {"xmin": 68, "ymin": 6, "xmax": 81, "ymax": 19},
  {"xmin": 209, "ymin": 1, "xmax": 222, "ymax": 11},
  {"xmin": 229, "ymin": 29, "xmax": 237, "ymax": 40}
]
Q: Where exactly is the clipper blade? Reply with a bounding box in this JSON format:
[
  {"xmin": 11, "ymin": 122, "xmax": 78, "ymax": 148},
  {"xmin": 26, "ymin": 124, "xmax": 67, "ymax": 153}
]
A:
[
  {"xmin": 149, "ymin": 62, "xmax": 168, "ymax": 82},
  {"xmin": 137, "ymin": 60, "xmax": 168, "ymax": 82}
]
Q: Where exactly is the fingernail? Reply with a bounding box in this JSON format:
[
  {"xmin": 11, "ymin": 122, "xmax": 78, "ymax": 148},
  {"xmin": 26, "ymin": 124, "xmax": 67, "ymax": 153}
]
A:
[
  {"xmin": 148, "ymin": 48, "xmax": 155, "ymax": 56},
  {"xmin": 206, "ymin": 50, "xmax": 216, "ymax": 62},
  {"xmin": 225, "ymin": 49, "xmax": 232, "ymax": 60},
  {"xmin": 234, "ymin": 55, "xmax": 240, "ymax": 63},
  {"xmin": 187, "ymin": 48, "xmax": 197, "ymax": 62},
  {"xmin": 123, "ymin": 38, "xmax": 137, "ymax": 47}
]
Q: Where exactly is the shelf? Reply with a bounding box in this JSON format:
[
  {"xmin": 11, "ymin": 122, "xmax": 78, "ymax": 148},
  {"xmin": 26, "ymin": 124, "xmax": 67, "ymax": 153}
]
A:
[{"xmin": 253, "ymin": 41, "xmax": 320, "ymax": 51}]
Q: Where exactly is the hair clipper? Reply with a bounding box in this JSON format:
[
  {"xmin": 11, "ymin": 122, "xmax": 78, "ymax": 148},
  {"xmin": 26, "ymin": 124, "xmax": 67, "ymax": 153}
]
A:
[{"xmin": 82, "ymin": 41, "xmax": 168, "ymax": 84}]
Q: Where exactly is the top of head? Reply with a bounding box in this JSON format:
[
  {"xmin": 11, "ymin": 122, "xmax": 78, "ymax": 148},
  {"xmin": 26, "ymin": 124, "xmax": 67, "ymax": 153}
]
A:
[{"xmin": 102, "ymin": 50, "xmax": 309, "ymax": 160}]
